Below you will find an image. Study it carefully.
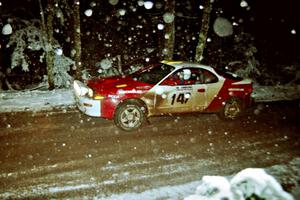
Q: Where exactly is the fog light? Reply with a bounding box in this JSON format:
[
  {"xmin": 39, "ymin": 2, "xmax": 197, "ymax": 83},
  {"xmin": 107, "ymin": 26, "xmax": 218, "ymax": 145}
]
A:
[
  {"xmin": 93, "ymin": 94, "xmax": 105, "ymax": 100},
  {"xmin": 83, "ymin": 103, "xmax": 93, "ymax": 107}
]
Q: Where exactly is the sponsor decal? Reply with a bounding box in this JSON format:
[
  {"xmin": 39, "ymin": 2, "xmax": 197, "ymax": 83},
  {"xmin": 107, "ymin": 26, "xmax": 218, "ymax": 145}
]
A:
[
  {"xmin": 136, "ymin": 86, "xmax": 152, "ymax": 90},
  {"xmin": 176, "ymin": 86, "xmax": 192, "ymax": 91},
  {"xmin": 118, "ymin": 89, "xmax": 144, "ymax": 94},
  {"xmin": 228, "ymin": 88, "xmax": 244, "ymax": 92},
  {"xmin": 108, "ymin": 94, "xmax": 119, "ymax": 98}
]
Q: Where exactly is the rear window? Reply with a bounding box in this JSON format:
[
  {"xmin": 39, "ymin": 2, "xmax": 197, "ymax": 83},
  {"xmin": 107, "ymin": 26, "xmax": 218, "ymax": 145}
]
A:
[{"xmin": 215, "ymin": 69, "xmax": 243, "ymax": 81}]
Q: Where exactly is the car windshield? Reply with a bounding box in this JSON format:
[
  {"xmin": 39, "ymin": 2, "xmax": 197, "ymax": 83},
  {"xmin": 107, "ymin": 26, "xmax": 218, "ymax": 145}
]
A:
[{"xmin": 131, "ymin": 63, "xmax": 175, "ymax": 85}]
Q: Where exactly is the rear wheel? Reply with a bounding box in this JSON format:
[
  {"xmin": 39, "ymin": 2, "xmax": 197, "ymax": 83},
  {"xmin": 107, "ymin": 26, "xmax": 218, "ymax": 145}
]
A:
[
  {"xmin": 218, "ymin": 97, "xmax": 242, "ymax": 120},
  {"xmin": 114, "ymin": 102, "xmax": 145, "ymax": 131}
]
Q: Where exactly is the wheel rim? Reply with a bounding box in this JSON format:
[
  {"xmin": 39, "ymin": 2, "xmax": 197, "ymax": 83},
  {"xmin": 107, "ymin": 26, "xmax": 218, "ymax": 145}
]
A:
[
  {"xmin": 120, "ymin": 106, "xmax": 142, "ymax": 128},
  {"xmin": 224, "ymin": 100, "xmax": 241, "ymax": 119}
]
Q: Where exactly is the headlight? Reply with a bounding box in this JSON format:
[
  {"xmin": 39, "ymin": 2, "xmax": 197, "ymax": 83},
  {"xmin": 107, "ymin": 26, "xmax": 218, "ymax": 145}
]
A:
[
  {"xmin": 73, "ymin": 80, "xmax": 82, "ymax": 96},
  {"xmin": 88, "ymin": 88, "xmax": 93, "ymax": 97},
  {"xmin": 93, "ymin": 94, "xmax": 105, "ymax": 100},
  {"xmin": 73, "ymin": 80, "xmax": 93, "ymax": 97}
]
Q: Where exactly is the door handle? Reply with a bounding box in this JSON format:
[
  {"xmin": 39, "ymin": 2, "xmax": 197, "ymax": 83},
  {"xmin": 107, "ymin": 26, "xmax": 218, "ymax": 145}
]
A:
[{"xmin": 197, "ymin": 88, "xmax": 206, "ymax": 93}]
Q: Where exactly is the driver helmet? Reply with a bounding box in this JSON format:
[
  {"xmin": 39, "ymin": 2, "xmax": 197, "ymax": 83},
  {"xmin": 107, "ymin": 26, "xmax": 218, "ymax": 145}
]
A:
[{"xmin": 183, "ymin": 69, "xmax": 191, "ymax": 80}]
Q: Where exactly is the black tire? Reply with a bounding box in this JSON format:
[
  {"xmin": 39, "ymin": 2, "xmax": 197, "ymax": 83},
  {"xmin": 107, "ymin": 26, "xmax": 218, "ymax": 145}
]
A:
[
  {"xmin": 114, "ymin": 102, "xmax": 145, "ymax": 131},
  {"xmin": 218, "ymin": 97, "xmax": 242, "ymax": 120}
]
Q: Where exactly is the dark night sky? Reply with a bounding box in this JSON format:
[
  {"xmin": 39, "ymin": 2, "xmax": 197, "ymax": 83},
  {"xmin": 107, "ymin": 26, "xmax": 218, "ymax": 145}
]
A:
[
  {"xmin": 1, "ymin": 0, "xmax": 299, "ymax": 65},
  {"xmin": 223, "ymin": 0, "xmax": 299, "ymax": 64}
]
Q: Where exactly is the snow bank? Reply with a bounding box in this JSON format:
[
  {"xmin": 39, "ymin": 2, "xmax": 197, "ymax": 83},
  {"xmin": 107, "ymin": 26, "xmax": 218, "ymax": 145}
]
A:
[
  {"xmin": 0, "ymin": 89, "xmax": 75, "ymax": 112},
  {"xmin": 252, "ymin": 84, "xmax": 300, "ymax": 102},
  {"xmin": 185, "ymin": 168, "xmax": 294, "ymax": 200},
  {"xmin": 93, "ymin": 158, "xmax": 299, "ymax": 200}
]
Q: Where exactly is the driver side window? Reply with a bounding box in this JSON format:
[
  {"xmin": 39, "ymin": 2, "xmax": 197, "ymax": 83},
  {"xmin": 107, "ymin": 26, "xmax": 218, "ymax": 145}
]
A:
[
  {"xmin": 162, "ymin": 68, "xmax": 194, "ymax": 86},
  {"xmin": 161, "ymin": 68, "xmax": 218, "ymax": 86}
]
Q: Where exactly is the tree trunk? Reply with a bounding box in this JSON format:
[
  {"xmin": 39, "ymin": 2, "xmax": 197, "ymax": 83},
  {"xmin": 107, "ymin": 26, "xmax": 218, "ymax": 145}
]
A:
[
  {"xmin": 194, "ymin": 0, "xmax": 212, "ymax": 63},
  {"xmin": 46, "ymin": 0, "xmax": 55, "ymax": 90},
  {"xmin": 163, "ymin": 0, "xmax": 175, "ymax": 60},
  {"xmin": 39, "ymin": 0, "xmax": 55, "ymax": 89},
  {"xmin": 73, "ymin": 0, "xmax": 82, "ymax": 80}
]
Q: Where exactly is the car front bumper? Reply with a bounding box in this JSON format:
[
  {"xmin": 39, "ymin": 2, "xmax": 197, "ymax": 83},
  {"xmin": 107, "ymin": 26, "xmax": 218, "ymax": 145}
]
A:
[{"xmin": 74, "ymin": 94, "xmax": 101, "ymax": 117}]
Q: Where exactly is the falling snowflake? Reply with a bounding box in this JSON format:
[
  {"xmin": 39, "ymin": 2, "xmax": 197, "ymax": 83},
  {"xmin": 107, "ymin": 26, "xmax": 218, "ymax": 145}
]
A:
[
  {"xmin": 2, "ymin": 24, "xmax": 12, "ymax": 35},
  {"xmin": 163, "ymin": 12, "xmax": 175, "ymax": 24},
  {"xmin": 157, "ymin": 23, "xmax": 164, "ymax": 30},
  {"xmin": 90, "ymin": 2, "xmax": 96, "ymax": 7},
  {"xmin": 240, "ymin": 0, "xmax": 248, "ymax": 8},
  {"xmin": 291, "ymin": 29, "xmax": 296, "ymax": 35},
  {"xmin": 164, "ymin": 33, "xmax": 170, "ymax": 39},
  {"xmin": 118, "ymin": 9, "xmax": 126, "ymax": 16},
  {"xmin": 144, "ymin": 1, "xmax": 154, "ymax": 9},
  {"xmin": 84, "ymin": 9, "xmax": 93, "ymax": 17},
  {"xmin": 137, "ymin": 0, "xmax": 144, "ymax": 6},
  {"xmin": 108, "ymin": 0, "xmax": 119, "ymax": 6},
  {"xmin": 213, "ymin": 17, "xmax": 233, "ymax": 37}
]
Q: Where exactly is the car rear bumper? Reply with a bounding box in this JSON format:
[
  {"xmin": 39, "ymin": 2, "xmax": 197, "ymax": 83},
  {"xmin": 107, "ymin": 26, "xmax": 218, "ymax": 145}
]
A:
[{"xmin": 74, "ymin": 95, "xmax": 101, "ymax": 117}]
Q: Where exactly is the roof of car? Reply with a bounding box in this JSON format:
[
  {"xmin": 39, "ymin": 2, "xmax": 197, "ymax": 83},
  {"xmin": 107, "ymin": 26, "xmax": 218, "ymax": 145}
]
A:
[{"xmin": 160, "ymin": 60, "xmax": 214, "ymax": 71}]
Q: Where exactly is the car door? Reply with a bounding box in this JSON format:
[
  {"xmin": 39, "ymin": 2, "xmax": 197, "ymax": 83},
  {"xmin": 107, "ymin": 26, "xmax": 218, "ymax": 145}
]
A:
[
  {"xmin": 152, "ymin": 68, "xmax": 194, "ymax": 114},
  {"xmin": 192, "ymin": 84, "xmax": 207, "ymax": 111},
  {"xmin": 191, "ymin": 68, "xmax": 224, "ymax": 111}
]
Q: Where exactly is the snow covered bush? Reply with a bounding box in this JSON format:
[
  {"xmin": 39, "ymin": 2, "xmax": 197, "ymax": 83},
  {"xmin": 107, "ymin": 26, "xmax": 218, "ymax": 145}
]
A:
[
  {"xmin": 53, "ymin": 53, "xmax": 74, "ymax": 88},
  {"xmin": 232, "ymin": 32, "xmax": 261, "ymax": 80},
  {"xmin": 95, "ymin": 57, "xmax": 124, "ymax": 77},
  {"xmin": 7, "ymin": 22, "xmax": 74, "ymax": 88},
  {"xmin": 185, "ymin": 168, "xmax": 294, "ymax": 200},
  {"xmin": 8, "ymin": 25, "xmax": 43, "ymax": 71}
]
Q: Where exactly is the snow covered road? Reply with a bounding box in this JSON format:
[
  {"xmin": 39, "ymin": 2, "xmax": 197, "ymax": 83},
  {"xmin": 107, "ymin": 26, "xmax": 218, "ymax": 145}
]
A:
[{"xmin": 0, "ymin": 101, "xmax": 300, "ymax": 199}]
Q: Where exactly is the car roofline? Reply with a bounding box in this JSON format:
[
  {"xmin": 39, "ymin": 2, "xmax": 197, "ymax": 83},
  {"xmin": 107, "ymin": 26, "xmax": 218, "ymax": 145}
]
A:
[
  {"xmin": 161, "ymin": 60, "xmax": 215, "ymax": 71},
  {"xmin": 160, "ymin": 60, "xmax": 225, "ymax": 81}
]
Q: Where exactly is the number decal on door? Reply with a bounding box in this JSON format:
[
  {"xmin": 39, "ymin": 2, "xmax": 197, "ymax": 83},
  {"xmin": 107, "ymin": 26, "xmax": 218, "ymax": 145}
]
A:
[{"xmin": 171, "ymin": 93, "xmax": 190, "ymax": 105}]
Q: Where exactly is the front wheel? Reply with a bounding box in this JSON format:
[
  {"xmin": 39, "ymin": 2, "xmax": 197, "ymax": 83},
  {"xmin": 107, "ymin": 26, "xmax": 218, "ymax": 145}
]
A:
[
  {"xmin": 114, "ymin": 102, "xmax": 145, "ymax": 131},
  {"xmin": 218, "ymin": 97, "xmax": 242, "ymax": 120}
]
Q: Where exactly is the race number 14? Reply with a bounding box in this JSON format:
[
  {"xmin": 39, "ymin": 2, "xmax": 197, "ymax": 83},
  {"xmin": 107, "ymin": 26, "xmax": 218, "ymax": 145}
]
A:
[{"xmin": 171, "ymin": 93, "xmax": 190, "ymax": 105}]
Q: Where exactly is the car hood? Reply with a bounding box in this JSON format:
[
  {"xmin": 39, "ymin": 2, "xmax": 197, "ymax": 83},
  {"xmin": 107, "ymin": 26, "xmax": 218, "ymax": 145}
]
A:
[{"xmin": 87, "ymin": 76, "xmax": 153, "ymax": 95}]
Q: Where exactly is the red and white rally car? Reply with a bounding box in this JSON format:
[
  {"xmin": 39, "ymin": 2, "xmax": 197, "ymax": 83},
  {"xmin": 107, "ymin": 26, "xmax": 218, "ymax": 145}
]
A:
[{"xmin": 73, "ymin": 61, "xmax": 253, "ymax": 131}]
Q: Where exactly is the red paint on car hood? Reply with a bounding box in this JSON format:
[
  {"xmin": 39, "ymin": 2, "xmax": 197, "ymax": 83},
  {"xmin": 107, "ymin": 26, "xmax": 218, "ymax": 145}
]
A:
[{"xmin": 86, "ymin": 76, "xmax": 153, "ymax": 96}]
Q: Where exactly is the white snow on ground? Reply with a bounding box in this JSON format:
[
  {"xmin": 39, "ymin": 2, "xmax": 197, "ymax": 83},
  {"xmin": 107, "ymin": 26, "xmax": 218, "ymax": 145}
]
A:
[
  {"xmin": 252, "ymin": 84, "xmax": 300, "ymax": 102},
  {"xmin": 1, "ymin": 158, "xmax": 299, "ymax": 200},
  {"xmin": 0, "ymin": 88, "xmax": 75, "ymax": 112},
  {"xmin": 185, "ymin": 168, "xmax": 294, "ymax": 200},
  {"xmin": 95, "ymin": 181, "xmax": 202, "ymax": 200},
  {"xmin": 96, "ymin": 158, "xmax": 300, "ymax": 200},
  {"xmin": 0, "ymin": 84, "xmax": 299, "ymax": 113}
]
